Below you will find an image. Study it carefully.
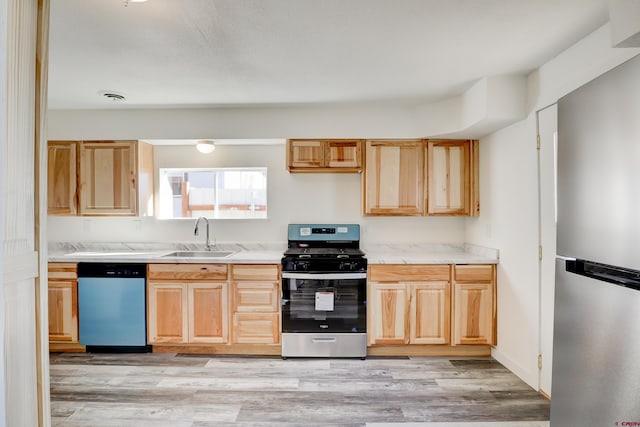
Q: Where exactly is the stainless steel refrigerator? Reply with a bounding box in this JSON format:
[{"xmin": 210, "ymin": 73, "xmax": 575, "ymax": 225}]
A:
[{"xmin": 552, "ymin": 54, "xmax": 640, "ymax": 426}]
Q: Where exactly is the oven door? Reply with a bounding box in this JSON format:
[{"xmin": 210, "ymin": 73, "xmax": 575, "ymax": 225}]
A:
[{"xmin": 281, "ymin": 272, "xmax": 367, "ymax": 333}]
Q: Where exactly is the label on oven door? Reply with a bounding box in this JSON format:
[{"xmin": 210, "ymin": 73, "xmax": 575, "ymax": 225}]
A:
[{"xmin": 315, "ymin": 291, "xmax": 334, "ymax": 311}]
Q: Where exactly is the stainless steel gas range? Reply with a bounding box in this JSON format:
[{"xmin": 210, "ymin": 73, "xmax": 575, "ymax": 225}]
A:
[{"xmin": 281, "ymin": 224, "xmax": 367, "ymax": 359}]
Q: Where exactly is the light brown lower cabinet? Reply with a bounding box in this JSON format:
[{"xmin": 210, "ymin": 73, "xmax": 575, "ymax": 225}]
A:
[
  {"xmin": 232, "ymin": 312, "xmax": 280, "ymax": 344},
  {"xmin": 147, "ymin": 282, "xmax": 188, "ymax": 343},
  {"xmin": 188, "ymin": 282, "xmax": 228, "ymax": 343},
  {"xmin": 368, "ymin": 265, "xmax": 451, "ymax": 346},
  {"xmin": 48, "ymin": 263, "xmax": 79, "ymax": 343},
  {"xmin": 368, "ymin": 283, "xmax": 409, "ymax": 345},
  {"xmin": 148, "ymin": 263, "xmax": 281, "ymax": 347},
  {"xmin": 147, "ymin": 264, "xmax": 229, "ymax": 344},
  {"xmin": 368, "ymin": 264, "xmax": 495, "ymax": 348},
  {"xmin": 230, "ymin": 264, "xmax": 281, "ymax": 344},
  {"xmin": 452, "ymin": 265, "xmax": 496, "ymax": 345},
  {"xmin": 147, "ymin": 281, "xmax": 229, "ymax": 344},
  {"xmin": 410, "ymin": 282, "xmax": 451, "ymax": 345}
]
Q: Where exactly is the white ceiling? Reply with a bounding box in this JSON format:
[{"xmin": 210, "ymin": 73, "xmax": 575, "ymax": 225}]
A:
[{"xmin": 48, "ymin": 0, "xmax": 610, "ymax": 110}]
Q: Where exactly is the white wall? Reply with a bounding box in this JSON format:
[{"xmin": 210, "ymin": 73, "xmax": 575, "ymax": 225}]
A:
[
  {"xmin": 48, "ymin": 143, "xmax": 466, "ymax": 245},
  {"xmin": 466, "ymin": 118, "xmax": 540, "ymax": 386},
  {"xmin": 465, "ymin": 23, "xmax": 640, "ymax": 391},
  {"xmin": 47, "ymin": 74, "xmax": 527, "ymax": 142}
]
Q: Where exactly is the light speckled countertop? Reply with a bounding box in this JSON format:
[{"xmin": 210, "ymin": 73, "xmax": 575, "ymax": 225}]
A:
[
  {"xmin": 363, "ymin": 243, "xmax": 499, "ymax": 264},
  {"xmin": 48, "ymin": 242, "xmax": 499, "ymax": 265},
  {"xmin": 48, "ymin": 242, "xmax": 286, "ymax": 264}
]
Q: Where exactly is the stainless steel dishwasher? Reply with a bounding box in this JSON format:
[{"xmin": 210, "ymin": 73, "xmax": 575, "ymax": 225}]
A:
[{"xmin": 77, "ymin": 263, "xmax": 150, "ymax": 352}]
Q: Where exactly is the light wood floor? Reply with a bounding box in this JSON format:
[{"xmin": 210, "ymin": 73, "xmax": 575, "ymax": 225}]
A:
[{"xmin": 50, "ymin": 353, "xmax": 550, "ymax": 427}]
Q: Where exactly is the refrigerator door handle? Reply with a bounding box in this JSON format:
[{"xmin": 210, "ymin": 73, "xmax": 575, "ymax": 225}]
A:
[{"xmin": 564, "ymin": 258, "xmax": 640, "ymax": 291}]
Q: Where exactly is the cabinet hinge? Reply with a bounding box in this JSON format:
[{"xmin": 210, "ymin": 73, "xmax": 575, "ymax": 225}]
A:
[
  {"xmin": 536, "ymin": 135, "xmax": 541, "ymax": 150},
  {"xmin": 538, "ymin": 354, "xmax": 543, "ymax": 370},
  {"xmin": 538, "ymin": 246, "xmax": 543, "ymax": 260}
]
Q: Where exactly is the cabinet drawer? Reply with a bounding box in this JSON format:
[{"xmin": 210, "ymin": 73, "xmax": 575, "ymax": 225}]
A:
[
  {"xmin": 231, "ymin": 264, "xmax": 279, "ymax": 281},
  {"xmin": 369, "ymin": 265, "xmax": 450, "ymax": 282},
  {"xmin": 454, "ymin": 265, "xmax": 493, "ymax": 282},
  {"xmin": 232, "ymin": 313, "xmax": 280, "ymax": 344},
  {"xmin": 48, "ymin": 263, "xmax": 78, "ymax": 280},
  {"xmin": 232, "ymin": 282, "xmax": 279, "ymax": 312},
  {"xmin": 148, "ymin": 263, "xmax": 228, "ymax": 280}
]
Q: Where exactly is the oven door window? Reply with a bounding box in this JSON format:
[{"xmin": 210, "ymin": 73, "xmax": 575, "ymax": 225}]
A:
[{"xmin": 282, "ymin": 277, "xmax": 366, "ymax": 333}]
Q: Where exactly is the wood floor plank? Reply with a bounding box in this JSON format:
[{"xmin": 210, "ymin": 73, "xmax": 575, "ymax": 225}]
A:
[{"xmin": 49, "ymin": 353, "xmax": 550, "ymax": 425}]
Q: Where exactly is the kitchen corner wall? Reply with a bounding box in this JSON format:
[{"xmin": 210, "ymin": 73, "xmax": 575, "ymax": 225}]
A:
[
  {"xmin": 465, "ymin": 23, "xmax": 640, "ymax": 392},
  {"xmin": 47, "ymin": 143, "xmax": 466, "ymax": 245}
]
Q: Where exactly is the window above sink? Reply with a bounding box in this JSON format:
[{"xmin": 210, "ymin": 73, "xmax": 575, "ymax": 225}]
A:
[{"xmin": 158, "ymin": 167, "xmax": 267, "ymax": 220}]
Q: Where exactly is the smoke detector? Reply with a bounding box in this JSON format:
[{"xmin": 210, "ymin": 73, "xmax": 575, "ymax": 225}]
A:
[{"xmin": 98, "ymin": 90, "xmax": 126, "ymax": 102}]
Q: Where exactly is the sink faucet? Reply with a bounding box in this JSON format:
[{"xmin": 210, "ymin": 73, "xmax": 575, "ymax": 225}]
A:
[{"xmin": 194, "ymin": 217, "xmax": 214, "ymax": 251}]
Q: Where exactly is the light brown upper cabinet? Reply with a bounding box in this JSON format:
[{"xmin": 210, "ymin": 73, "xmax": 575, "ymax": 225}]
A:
[
  {"xmin": 363, "ymin": 139, "xmax": 478, "ymax": 216},
  {"xmin": 77, "ymin": 140, "xmax": 154, "ymax": 216},
  {"xmin": 48, "ymin": 140, "xmax": 153, "ymax": 216},
  {"xmin": 47, "ymin": 141, "xmax": 78, "ymax": 215},
  {"xmin": 427, "ymin": 139, "xmax": 479, "ymax": 216},
  {"xmin": 287, "ymin": 139, "xmax": 363, "ymax": 173},
  {"xmin": 363, "ymin": 140, "xmax": 424, "ymax": 215}
]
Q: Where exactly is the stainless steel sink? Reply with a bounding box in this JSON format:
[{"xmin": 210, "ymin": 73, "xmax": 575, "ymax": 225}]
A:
[{"xmin": 161, "ymin": 250, "xmax": 235, "ymax": 258}]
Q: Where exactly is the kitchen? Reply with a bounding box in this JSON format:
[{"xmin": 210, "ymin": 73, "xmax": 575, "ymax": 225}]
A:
[{"xmin": 2, "ymin": 0, "xmax": 640, "ymax": 426}]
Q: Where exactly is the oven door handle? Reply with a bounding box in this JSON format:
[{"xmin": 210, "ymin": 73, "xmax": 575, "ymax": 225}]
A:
[
  {"xmin": 281, "ymin": 272, "xmax": 367, "ymax": 280},
  {"xmin": 312, "ymin": 337, "xmax": 337, "ymax": 343}
]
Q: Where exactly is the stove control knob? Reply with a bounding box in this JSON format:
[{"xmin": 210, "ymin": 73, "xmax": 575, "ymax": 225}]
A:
[
  {"xmin": 295, "ymin": 261, "xmax": 309, "ymax": 271},
  {"xmin": 340, "ymin": 262, "xmax": 357, "ymax": 271}
]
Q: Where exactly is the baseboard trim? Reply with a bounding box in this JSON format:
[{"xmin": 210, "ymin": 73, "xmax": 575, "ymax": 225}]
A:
[
  {"xmin": 152, "ymin": 343, "xmax": 282, "ymax": 355},
  {"xmin": 150, "ymin": 343, "xmax": 492, "ymax": 357},
  {"xmin": 49, "ymin": 342, "xmax": 86, "ymax": 353},
  {"xmin": 491, "ymin": 346, "xmax": 538, "ymax": 389},
  {"xmin": 367, "ymin": 345, "xmax": 491, "ymax": 357}
]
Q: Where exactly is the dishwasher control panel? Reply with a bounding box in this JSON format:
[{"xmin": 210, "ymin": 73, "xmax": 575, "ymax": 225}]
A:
[{"xmin": 78, "ymin": 263, "xmax": 146, "ymax": 278}]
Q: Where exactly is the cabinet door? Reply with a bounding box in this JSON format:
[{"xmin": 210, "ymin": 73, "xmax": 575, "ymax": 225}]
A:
[
  {"xmin": 287, "ymin": 140, "xmax": 324, "ymax": 169},
  {"xmin": 409, "ymin": 282, "xmax": 450, "ymax": 345},
  {"xmin": 188, "ymin": 282, "xmax": 228, "ymax": 344},
  {"xmin": 452, "ymin": 282, "xmax": 494, "ymax": 345},
  {"xmin": 232, "ymin": 313, "xmax": 280, "ymax": 344},
  {"xmin": 364, "ymin": 140, "xmax": 424, "ymax": 215},
  {"xmin": 368, "ymin": 283, "xmax": 408, "ymax": 345},
  {"xmin": 147, "ymin": 282, "xmax": 188, "ymax": 344},
  {"xmin": 325, "ymin": 140, "xmax": 362, "ymax": 169},
  {"xmin": 47, "ymin": 141, "xmax": 78, "ymax": 215},
  {"xmin": 427, "ymin": 140, "xmax": 477, "ymax": 216},
  {"xmin": 79, "ymin": 140, "xmax": 137, "ymax": 215},
  {"xmin": 48, "ymin": 280, "xmax": 78, "ymax": 342}
]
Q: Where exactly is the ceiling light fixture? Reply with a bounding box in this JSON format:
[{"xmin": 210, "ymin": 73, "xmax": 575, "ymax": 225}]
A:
[{"xmin": 196, "ymin": 140, "xmax": 215, "ymax": 154}]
